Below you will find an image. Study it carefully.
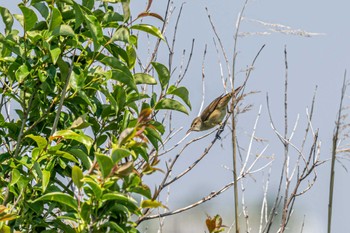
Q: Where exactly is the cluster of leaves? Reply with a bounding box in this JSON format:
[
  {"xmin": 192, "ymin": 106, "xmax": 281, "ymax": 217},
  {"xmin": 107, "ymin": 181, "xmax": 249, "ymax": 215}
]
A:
[
  {"xmin": 0, "ymin": 0, "xmax": 191, "ymax": 232},
  {"xmin": 205, "ymin": 214, "xmax": 226, "ymax": 233}
]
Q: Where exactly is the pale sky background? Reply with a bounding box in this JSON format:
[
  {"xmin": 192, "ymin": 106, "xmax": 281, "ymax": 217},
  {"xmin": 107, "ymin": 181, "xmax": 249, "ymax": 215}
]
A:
[{"xmin": 2, "ymin": 1, "xmax": 350, "ymax": 232}]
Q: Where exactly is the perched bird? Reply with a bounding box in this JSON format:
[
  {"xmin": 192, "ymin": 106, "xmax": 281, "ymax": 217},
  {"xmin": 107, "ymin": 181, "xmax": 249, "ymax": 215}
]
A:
[{"xmin": 187, "ymin": 86, "xmax": 242, "ymax": 133}]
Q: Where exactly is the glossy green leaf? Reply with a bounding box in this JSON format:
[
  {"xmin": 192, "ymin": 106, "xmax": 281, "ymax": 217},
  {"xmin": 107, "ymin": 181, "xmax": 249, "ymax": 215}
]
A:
[
  {"xmin": 134, "ymin": 73, "xmax": 157, "ymax": 85},
  {"xmin": 124, "ymin": 46, "xmax": 135, "ymax": 68},
  {"xmin": 32, "ymin": 2, "xmax": 49, "ymax": 19},
  {"xmin": 151, "ymin": 62, "xmax": 170, "ymax": 90},
  {"xmin": 70, "ymin": 115, "xmax": 91, "ymax": 130},
  {"xmin": 102, "ymin": 222, "xmax": 125, "ymax": 233},
  {"xmin": 111, "ymin": 148, "xmax": 132, "ymax": 163},
  {"xmin": 42, "ymin": 169, "xmax": 50, "ymax": 193},
  {"xmin": 122, "ymin": 0, "xmax": 130, "ymax": 21},
  {"xmin": 67, "ymin": 148, "xmax": 92, "ymax": 169},
  {"xmin": 130, "ymin": 184, "xmax": 152, "ymax": 199},
  {"xmin": 32, "ymin": 192, "xmax": 78, "ymax": 211},
  {"xmin": 155, "ymin": 98, "xmax": 188, "ymax": 114},
  {"xmin": 52, "ymin": 25, "xmax": 75, "ymax": 37},
  {"xmin": 72, "ymin": 166, "xmax": 83, "ymax": 189},
  {"xmin": 111, "ymin": 69, "xmax": 137, "ymax": 91},
  {"xmin": 144, "ymin": 127, "xmax": 162, "ymax": 150},
  {"xmin": 167, "ymin": 85, "xmax": 191, "ymax": 109},
  {"xmin": 48, "ymin": 6, "xmax": 62, "ymax": 31},
  {"xmin": 100, "ymin": 56, "xmax": 125, "ymax": 70},
  {"xmin": 0, "ymin": 7, "xmax": 13, "ymax": 34},
  {"xmin": 19, "ymin": 5, "xmax": 38, "ymax": 31},
  {"xmin": 131, "ymin": 24, "xmax": 164, "ymax": 40},
  {"xmin": 25, "ymin": 134, "xmax": 47, "ymax": 150},
  {"xmin": 10, "ymin": 169, "xmax": 21, "ymax": 185},
  {"xmin": 52, "ymin": 130, "xmax": 93, "ymax": 153},
  {"xmin": 55, "ymin": 150, "xmax": 79, "ymax": 164},
  {"xmin": 118, "ymin": 127, "xmax": 135, "ymax": 146},
  {"xmin": 72, "ymin": 2, "xmax": 84, "ymax": 30},
  {"xmin": 82, "ymin": 176, "xmax": 102, "ymax": 199},
  {"xmin": 82, "ymin": 0, "xmax": 94, "ymax": 10},
  {"xmin": 13, "ymin": 14, "xmax": 24, "ymax": 29},
  {"xmin": 49, "ymin": 46, "xmax": 61, "ymax": 64},
  {"xmin": 15, "ymin": 64, "xmax": 30, "ymax": 82},
  {"xmin": 84, "ymin": 14, "xmax": 103, "ymax": 51},
  {"xmin": 95, "ymin": 153, "xmax": 114, "ymax": 179},
  {"xmin": 102, "ymin": 193, "xmax": 136, "ymax": 205},
  {"xmin": 111, "ymin": 26, "xmax": 129, "ymax": 43}
]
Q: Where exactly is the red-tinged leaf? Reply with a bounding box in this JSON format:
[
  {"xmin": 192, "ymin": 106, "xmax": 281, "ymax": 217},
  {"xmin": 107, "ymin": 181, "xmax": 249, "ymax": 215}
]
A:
[{"xmin": 137, "ymin": 12, "xmax": 164, "ymax": 22}]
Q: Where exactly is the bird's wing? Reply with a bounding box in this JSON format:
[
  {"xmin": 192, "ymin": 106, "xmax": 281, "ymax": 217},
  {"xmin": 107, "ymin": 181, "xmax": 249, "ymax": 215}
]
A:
[{"xmin": 200, "ymin": 94, "xmax": 224, "ymax": 122}]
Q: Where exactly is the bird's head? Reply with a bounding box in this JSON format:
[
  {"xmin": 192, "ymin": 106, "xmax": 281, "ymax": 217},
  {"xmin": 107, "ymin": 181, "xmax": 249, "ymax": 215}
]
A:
[{"xmin": 187, "ymin": 117, "xmax": 202, "ymax": 133}]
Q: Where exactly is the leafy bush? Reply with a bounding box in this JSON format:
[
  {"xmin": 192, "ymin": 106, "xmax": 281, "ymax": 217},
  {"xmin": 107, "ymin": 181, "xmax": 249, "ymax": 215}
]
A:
[{"xmin": 0, "ymin": 0, "xmax": 190, "ymax": 232}]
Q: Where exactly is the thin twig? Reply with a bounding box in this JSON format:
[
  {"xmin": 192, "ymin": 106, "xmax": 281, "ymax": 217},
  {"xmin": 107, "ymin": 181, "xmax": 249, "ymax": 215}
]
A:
[{"xmin": 328, "ymin": 70, "xmax": 347, "ymax": 233}]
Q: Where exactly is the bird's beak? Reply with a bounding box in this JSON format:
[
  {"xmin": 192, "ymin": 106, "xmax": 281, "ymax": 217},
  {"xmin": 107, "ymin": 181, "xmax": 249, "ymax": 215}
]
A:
[{"xmin": 186, "ymin": 128, "xmax": 192, "ymax": 134}]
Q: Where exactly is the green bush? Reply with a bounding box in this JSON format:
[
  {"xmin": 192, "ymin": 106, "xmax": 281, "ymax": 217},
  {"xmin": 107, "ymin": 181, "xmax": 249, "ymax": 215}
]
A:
[{"xmin": 0, "ymin": 0, "xmax": 190, "ymax": 232}]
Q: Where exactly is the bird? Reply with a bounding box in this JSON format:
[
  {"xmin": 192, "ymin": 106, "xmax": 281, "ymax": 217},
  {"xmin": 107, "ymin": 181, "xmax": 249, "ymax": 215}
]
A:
[{"xmin": 187, "ymin": 86, "xmax": 242, "ymax": 133}]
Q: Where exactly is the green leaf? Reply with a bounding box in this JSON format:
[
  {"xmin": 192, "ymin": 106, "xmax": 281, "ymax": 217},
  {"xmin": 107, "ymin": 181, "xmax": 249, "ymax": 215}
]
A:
[
  {"xmin": 155, "ymin": 98, "xmax": 188, "ymax": 114},
  {"xmin": 52, "ymin": 130, "xmax": 93, "ymax": 153},
  {"xmin": 49, "ymin": 46, "xmax": 61, "ymax": 64},
  {"xmin": 15, "ymin": 63, "xmax": 30, "ymax": 82},
  {"xmin": 70, "ymin": 114, "xmax": 91, "ymax": 130},
  {"xmin": 100, "ymin": 56, "xmax": 126, "ymax": 70},
  {"xmin": 126, "ymin": 45, "xmax": 136, "ymax": 69},
  {"xmin": 52, "ymin": 25, "xmax": 75, "ymax": 37},
  {"xmin": 72, "ymin": 2, "xmax": 84, "ymax": 30},
  {"xmin": 144, "ymin": 127, "xmax": 162, "ymax": 150},
  {"xmin": 95, "ymin": 153, "xmax": 114, "ymax": 179},
  {"xmin": 42, "ymin": 169, "xmax": 50, "ymax": 193},
  {"xmin": 111, "ymin": 148, "xmax": 132, "ymax": 163},
  {"xmin": 32, "ymin": 192, "xmax": 78, "ymax": 212},
  {"xmin": 0, "ymin": 7, "xmax": 14, "ymax": 34},
  {"xmin": 140, "ymin": 199, "xmax": 166, "ymax": 209},
  {"xmin": 53, "ymin": 150, "xmax": 79, "ymax": 164},
  {"xmin": 118, "ymin": 127, "xmax": 135, "ymax": 146},
  {"xmin": 102, "ymin": 193, "xmax": 131, "ymax": 202},
  {"xmin": 67, "ymin": 148, "xmax": 92, "ymax": 169},
  {"xmin": 84, "ymin": 14, "xmax": 103, "ymax": 51},
  {"xmin": 25, "ymin": 134, "xmax": 48, "ymax": 150},
  {"xmin": 111, "ymin": 26, "xmax": 129, "ymax": 43},
  {"xmin": 72, "ymin": 166, "xmax": 83, "ymax": 189},
  {"xmin": 134, "ymin": 73, "xmax": 157, "ymax": 85},
  {"xmin": 82, "ymin": 176, "xmax": 102, "ymax": 199},
  {"xmin": 13, "ymin": 14, "xmax": 24, "ymax": 29},
  {"xmin": 19, "ymin": 5, "xmax": 38, "ymax": 31},
  {"xmin": 167, "ymin": 85, "xmax": 191, "ymax": 109},
  {"xmin": 151, "ymin": 62, "xmax": 170, "ymax": 90},
  {"xmin": 49, "ymin": 6, "xmax": 62, "ymax": 31},
  {"xmin": 122, "ymin": 0, "xmax": 130, "ymax": 21},
  {"xmin": 33, "ymin": 2, "xmax": 49, "ymax": 19},
  {"xmin": 10, "ymin": 169, "xmax": 21, "ymax": 185},
  {"xmin": 102, "ymin": 222, "xmax": 125, "ymax": 233},
  {"xmin": 131, "ymin": 24, "xmax": 164, "ymax": 40},
  {"xmin": 111, "ymin": 70, "xmax": 137, "ymax": 91},
  {"xmin": 82, "ymin": 0, "xmax": 94, "ymax": 10}
]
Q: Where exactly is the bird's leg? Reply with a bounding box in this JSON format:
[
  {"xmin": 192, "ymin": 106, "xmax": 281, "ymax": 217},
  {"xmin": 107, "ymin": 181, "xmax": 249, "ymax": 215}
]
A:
[
  {"xmin": 215, "ymin": 123, "xmax": 225, "ymax": 140},
  {"xmin": 227, "ymin": 105, "xmax": 232, "ymax": 114}
]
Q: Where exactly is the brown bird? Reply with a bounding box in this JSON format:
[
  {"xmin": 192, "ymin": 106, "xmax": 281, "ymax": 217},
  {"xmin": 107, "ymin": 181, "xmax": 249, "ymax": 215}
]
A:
[{"xmin": 188, "ymin": 86, "xmax": 242, "ymax": 133}]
